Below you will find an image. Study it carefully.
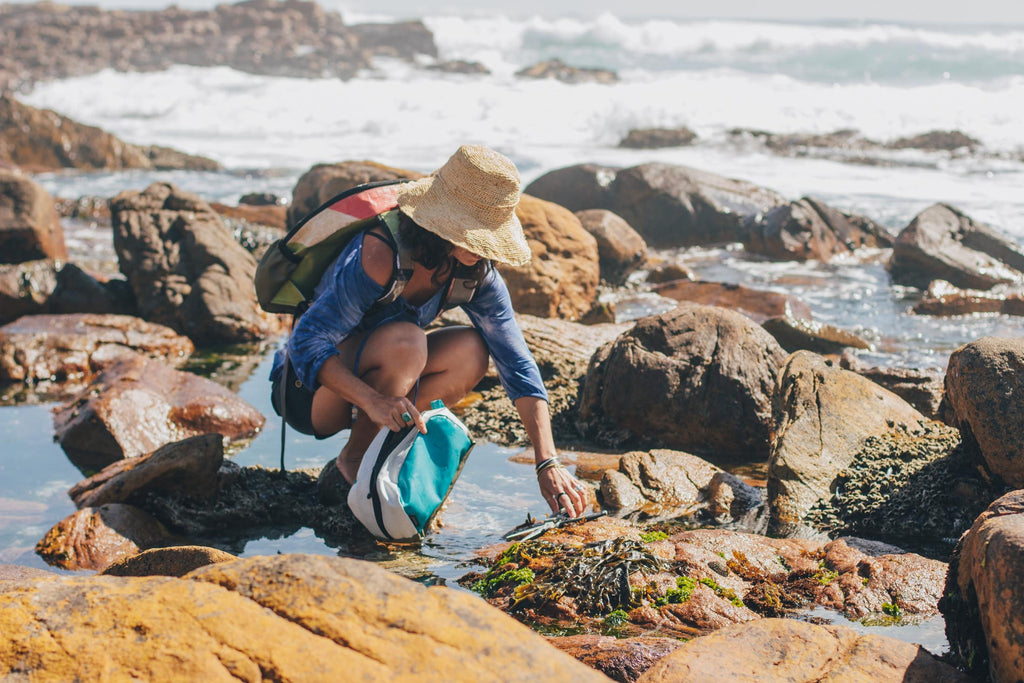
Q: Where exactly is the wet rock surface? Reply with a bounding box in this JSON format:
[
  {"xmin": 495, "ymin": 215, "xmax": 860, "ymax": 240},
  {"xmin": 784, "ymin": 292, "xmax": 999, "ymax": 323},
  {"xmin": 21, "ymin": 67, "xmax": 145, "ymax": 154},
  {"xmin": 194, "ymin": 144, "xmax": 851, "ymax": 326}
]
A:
[
  {"xmin": 744, "ymin": 196, "xmax": 893, "ymax": 262},
  {"xmin": 0, "ymin": 169, "xmax": 66, "ymax": 264},
  {"xmin": 515, "ymin": 59, "xmax": 618, "ymax": 84},
  {"xmin": 653, "ymin": 280, "xmax": 812, "ymax": 323},
  {"xmin": 35, "ymin": 503, "xmax": 177, "ymax": 571},
  {"xmin": 0, "ymin": 95, "xmax": 219, "ymax": 172},
  {"xmin": 637, "ymin": 618, "xmax": 969, "ymax": 682},
  {"xmin": 578, "ymin": 304, "xmax": 786, "ymax": 459},
  {"xmin": 943, "ymin": 336, "xmax": 1024, "ymax": 487},
  {"xmin": 524, "ymin": 163, "xmax": 619, "ymax": 213},
  {"xmin": 1, "ymin": 554, "xmax": 605, "ymax": 681},
  {"xmin": 0, "ymin": 261, "xmax": 136, "ymax": 326},
  {"xmin": 767, "ymin": 351, "xmax": 928, "ymax": 536},
  {"xmin": 52, "ymin": 354, "xmax": 264, "ymax": 472},
  {"xmin": 913, "ymin": 280, "xmax": 1024, "ymax": 317},
  {"xmin": 761, "ymin": 315, "xmax": 871, "ymax": 354},
  {"xmin": 111, "ymin": 182, "xmax": 282, "ymax": 345},
  {"xmin": 0, "ymin": 313, "xmax": 193, "ymax": 384},
  {"xmin": 549, "ymin": 635, "xmax": 683, "ymax": 683},
  {"xmin": 942, "ymin": 490, "xmax": 1024, "ymax": 682},
  {"xmin": 889, "ymin": 203, "xmax": 1024, "ymax": 290}
]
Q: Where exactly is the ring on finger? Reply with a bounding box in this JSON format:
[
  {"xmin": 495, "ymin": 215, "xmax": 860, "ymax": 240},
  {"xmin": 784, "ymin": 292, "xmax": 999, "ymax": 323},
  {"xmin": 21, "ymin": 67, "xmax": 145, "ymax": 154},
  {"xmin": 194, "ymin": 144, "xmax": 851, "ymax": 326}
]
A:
[{"xmin": 401, "ymin": 411, "xmax": 412, "ymax": 423}]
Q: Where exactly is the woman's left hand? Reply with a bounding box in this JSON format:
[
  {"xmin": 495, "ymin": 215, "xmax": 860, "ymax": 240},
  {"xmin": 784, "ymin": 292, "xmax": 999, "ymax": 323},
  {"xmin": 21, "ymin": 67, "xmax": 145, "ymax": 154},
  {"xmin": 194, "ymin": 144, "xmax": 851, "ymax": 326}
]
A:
[{"xmin": 537, "ymin": 466, "xmax": 587, "ymax": 518}]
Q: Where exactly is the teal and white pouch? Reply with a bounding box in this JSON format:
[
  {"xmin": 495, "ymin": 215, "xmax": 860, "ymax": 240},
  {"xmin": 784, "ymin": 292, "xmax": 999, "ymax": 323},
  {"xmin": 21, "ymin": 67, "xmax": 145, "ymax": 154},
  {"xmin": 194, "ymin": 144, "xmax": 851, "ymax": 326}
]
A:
[{"xmin": 348, "ymin": 399, "xmax": 474, "ymax": 543}]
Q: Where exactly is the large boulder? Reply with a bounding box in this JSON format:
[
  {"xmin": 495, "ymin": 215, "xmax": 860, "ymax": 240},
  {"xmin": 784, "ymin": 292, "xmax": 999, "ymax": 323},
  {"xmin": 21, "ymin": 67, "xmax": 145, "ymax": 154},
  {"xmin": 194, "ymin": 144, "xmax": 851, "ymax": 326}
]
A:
[
  {"xmin": 605, "ymin": 163, "xmax": 788, "ymax": 248},
  {"xmin": 943, "ymin": 337, "xmax": 1024, "ymax": 487},
  {"xmin": 52, "ymin": 354, "xmax": 264, "ymax": 472},
  {"xmin": 599, "ymin": 449, "xmax": 723, "ymax": 514},
  {"xmin": 0, "ymin": 95, "xmax": 219, "ymax": 172},
  {"xmin": 637, "ymin": 618, "xmax": 968, "ymax": 682},
  {"xmin": 577, "ymin": 303, "xmax": 787, "ymax": 459},
  {"xmin": 889, "ymin": 203, "xmax": 1024, "ymax": 290},
  {"xmin": 110, "ymin": 182, "xmax": 280, "ymax": 346},
  {"xmin": 0, "ymin": 169, "xmax": 66, "ymax": 263},
  {"xmin": 524, "ymin": 163, "xmax": 618, "ymax": 213},
  {"xmin": 286, "ymin": 160, "xmax": 421, "ymax": 228},
  {"xmin": 767, "ymin": 351, "xmax": 929, "ymax": 536},
  {"xmin": 499, "ymin": 195, "xmax": 600, "ymax": 320},
  {"xmin": 68, "ymin": 433, "xmax": 224, "ymax": 509},
  {"xmin": 0, "ymin": 554, "xmax": 605, "ymax": 681},
  {"xmin": 574, "ymin": 209, "xmax": 647, "ymax": 285},
  {"xmin": 0, "ymin": 313, "xmax": 193, "ymax": 384},
  {"xmin": 744, "ymin": 196, "xmax": 893, "ymax": 262},
  {"xmin": 34, "ymin": 503, "xmax": 176, "ymax": 571},
  {"xmin": 942, "ymin": 490, "xmax": 1024, "ymax": 682}
]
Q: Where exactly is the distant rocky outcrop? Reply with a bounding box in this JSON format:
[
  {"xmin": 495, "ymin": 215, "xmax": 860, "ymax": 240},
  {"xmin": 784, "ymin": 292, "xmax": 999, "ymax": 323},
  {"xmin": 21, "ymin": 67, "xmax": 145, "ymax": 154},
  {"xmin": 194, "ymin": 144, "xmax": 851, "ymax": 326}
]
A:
[
  {"xmin": 619, "ymin": 127, "xmax": 697, "ymax": 149},
  {"xmin": 744, "ymin": 196, "xmax": 894, "ymax": 262},
  {"xmin": 0, "ymin": 169, "xmax": 66, "ymax": 263},
  {"xmin": 0, "ymin": 0, "xmax": 437, "ymax": 93},
  {"xmin": 0, "ymin": 96, "xmax": 219, "ymax": 172},
  {"xmin": 577, "ymin": 303, "xmax": 787, "ymax": 459},
  {"xmin": 889, "ymin": 204, "xmax": 1024, "ymax": 290},
  {"xmin": 515, "ymin": 59, "xmax": 618, "ymax": 84},
  {"xmin": 111, "ymin": 182, "xmax": 281, "ymax": 345}
]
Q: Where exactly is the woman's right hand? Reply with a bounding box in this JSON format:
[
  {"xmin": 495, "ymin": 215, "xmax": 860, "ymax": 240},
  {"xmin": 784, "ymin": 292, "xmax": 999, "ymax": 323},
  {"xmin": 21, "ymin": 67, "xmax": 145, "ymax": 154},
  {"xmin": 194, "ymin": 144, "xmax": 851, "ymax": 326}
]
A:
[{"xmin": 363, "ymin": 393, "xmax": 427, "ymax": 434}]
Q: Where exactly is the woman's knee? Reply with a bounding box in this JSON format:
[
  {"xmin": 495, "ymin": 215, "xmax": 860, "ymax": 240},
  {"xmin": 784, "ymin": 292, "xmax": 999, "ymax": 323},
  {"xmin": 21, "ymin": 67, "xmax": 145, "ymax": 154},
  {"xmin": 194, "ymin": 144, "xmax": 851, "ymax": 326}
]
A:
[{"xmin": 366, "ymin": 322, "xmax": 428, "ymax": 373}]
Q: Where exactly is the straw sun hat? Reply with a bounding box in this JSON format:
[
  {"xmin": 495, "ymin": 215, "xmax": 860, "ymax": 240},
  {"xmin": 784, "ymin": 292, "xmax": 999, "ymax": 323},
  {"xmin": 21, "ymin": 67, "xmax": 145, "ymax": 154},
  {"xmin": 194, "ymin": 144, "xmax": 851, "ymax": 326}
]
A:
[{"xmin": 395, "ymin": 145, "xmax": 532, "ymax": 267}]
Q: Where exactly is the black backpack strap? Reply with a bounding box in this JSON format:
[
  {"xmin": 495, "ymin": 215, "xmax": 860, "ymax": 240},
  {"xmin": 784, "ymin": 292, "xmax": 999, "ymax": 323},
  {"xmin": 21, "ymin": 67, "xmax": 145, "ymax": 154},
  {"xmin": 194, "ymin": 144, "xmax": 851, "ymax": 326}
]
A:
[
  {"xmin": 371, "ymin": 210, "xmax": 414, "ymax": 307},
  {"xmin": 442, "ymin": 260, "xmax": 488, "ymax": 310}
]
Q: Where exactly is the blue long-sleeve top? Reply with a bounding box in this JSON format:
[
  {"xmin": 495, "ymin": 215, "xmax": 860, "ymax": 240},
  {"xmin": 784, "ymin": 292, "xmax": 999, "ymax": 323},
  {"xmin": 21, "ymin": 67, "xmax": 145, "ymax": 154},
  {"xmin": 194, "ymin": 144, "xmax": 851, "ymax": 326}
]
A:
[{"xmin": 270, "ymin": 228, "xmax": 548, "ymax": 404}]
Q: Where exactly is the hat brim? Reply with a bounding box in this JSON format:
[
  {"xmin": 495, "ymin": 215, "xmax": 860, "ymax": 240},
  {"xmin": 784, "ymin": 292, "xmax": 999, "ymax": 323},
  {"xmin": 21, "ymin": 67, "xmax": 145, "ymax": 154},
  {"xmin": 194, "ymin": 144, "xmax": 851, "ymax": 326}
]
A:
[{"xmin": 396, "ymin": 176, "xmax": 532, "ymax": 267}]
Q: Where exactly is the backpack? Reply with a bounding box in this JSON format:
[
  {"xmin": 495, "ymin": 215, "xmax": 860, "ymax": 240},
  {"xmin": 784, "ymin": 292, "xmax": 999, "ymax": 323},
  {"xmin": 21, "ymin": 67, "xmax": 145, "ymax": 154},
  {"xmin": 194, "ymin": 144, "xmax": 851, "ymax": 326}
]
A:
[
  {"xmin": 348, "ymin": 399, "xmax": 474, "ymax": 543},
  {"xmin": 255, "ymin": 179, "xmax": 415, "ymax": 315}
]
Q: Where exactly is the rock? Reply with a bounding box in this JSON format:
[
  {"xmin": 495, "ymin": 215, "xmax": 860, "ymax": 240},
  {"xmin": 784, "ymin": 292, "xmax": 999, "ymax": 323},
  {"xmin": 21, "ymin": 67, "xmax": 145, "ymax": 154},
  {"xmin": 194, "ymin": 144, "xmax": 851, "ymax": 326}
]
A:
[
  {"xmin": 706, "ymin": 472, "xmax": 764, "ymax": 523},
  {"xmin": 0, "ymin": 168, "xmax": 66, "ymax": 263},
  {"xmin": 913, "ymin": 279, "xmax": 1024, "ymax": 317},
  {"xmin": 944, "ymin": 337, "xmax": 1024, "ymax": 486},
  {"xmin": 68, "ymin": 433, "xmax": 224, "ymax": 509},
  {"xmin": 575, "ymin": 209, "xmax": 647, "ymax": 285},
  {"xmin": 238, "ymin": 192, "xmax": 283, "ymax": 207},
  {"xmin": 549, "ymin": 635, "xmax": 683, "ymax": 682},
  {"xmin": 890, "ymin": 129, "xmax": 980, "ymax": 152},
  {"xmin": 0, "ymin": 259, "xmax": 58, "ymax": 324},
  {"xmin": 34, "ymin": 503, "xmax": 175, "ymax": 571},
  {"xmin": 578, "ymin": 304, "xmax": 787, "ymax": 458},
  {"xmin": 52, "ymin": 354, "xmax": 264, "ymax": 472},
  {"xmin": 654, "ymin": 280, "xmax": 812, "ymax": 324},
  {"xmin": 211, "ymin": 201, "xmax": 288, "ymax": 230},
  {"xmin": 287, "ymin": 160, "xmax": 421, "ymax": 228},
  {"xmin": 606, "ymin": 163, "xmax": 788, "ymax": 248},
  {"xmin": 426, "ymin": 59, "xmax": 490, "ymax": 74},
  {"xmin": 499, "ymin": 195, "xmax": 600, "ymax": 320},
  {"xmin": 0, "ymin": 565, "xmax": 52, "ymax": 586},
  {"xmin": 0, "ymin": 95, "xmax": 219, "ymax": 172},
  {"xmin": 767, "ymin": 351, "xmax": 929, "ymax": 536},
  {"xmin": 0, "ymin": 313, "xmax": 193, "ymax": 384},
  {"xmin": 110, "ymin": 182, "xmax": 281, "ymax": 345},
  {"xmin": 619, "ymin": 128, "xmax": 697, "ymax": 149},
  {"xmin": 524, "ymin": 163, "xmax": 619, "ymax": 213},
  {"xmin": 598, "ymin": 449, "xmax": 723, "ymax": 515},
  {"xmin": 600, "ymin": 470, "xmax": 647, "ymax": 511},
  {"xmin": 942, "ymin": 490, "xmax": 1024, "ymax": 681},
  {"xmin": 889, "ymin": 203, "xmax": 1024, "ymax": 290},
  {"xmin": 0, "ymin": 2, "xmax": 427, "ymax": 93},
  {"xmin": 636, "ymin": 618, "xmax": 969, "ymax": 682},
  {"xmin": 839, "ymin": 351, "xmax": 944, "ymax": 419},
  {"xmin": 730, "ymin": 128, "xmax": 878, "ymax": 155},
  {"xmin": 761, "ymin": 316, "xmax": 871, "ymax": 354},
  {"xmin": 515, "ymin": 58, "xmax": 618, "ymax": 84},
  {"xmin": 100, "ymin": 545, "xmax": 236, "ymax": 577},
  {"xmin": 0, "ymin": 554, "xmax": 606, "ymax": 680},
  {"xmin": 645, "ymin": 263, "xmax": 696, "ymax": 284},
  {"xmin": 744, "ymin": 196, "xmax": 893, "ymax": 262}
]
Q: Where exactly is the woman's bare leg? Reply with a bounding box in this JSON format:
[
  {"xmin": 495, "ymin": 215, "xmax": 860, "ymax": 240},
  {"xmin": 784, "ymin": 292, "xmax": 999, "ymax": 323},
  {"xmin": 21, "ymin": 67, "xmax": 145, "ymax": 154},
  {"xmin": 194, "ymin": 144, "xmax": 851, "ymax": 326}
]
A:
[{"xmin": 415, "ymin": 326, "xmax": 489, "ymax": 410}]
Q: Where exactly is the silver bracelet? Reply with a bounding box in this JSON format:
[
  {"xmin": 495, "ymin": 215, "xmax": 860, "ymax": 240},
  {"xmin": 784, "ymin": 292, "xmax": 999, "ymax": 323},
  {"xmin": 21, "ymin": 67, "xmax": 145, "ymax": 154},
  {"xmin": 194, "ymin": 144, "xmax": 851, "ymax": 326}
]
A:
[{"xmin": 535, "ymin": 457, "xmax": 563, "ymax": 475}]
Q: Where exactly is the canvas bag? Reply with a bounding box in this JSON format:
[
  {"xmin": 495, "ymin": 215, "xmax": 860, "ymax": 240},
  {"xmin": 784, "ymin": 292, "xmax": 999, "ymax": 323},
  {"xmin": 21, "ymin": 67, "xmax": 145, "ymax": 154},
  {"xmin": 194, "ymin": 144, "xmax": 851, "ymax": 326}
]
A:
[{"xmin": 348, "ymin": 400, "xmax": 474, "ymax": 543}]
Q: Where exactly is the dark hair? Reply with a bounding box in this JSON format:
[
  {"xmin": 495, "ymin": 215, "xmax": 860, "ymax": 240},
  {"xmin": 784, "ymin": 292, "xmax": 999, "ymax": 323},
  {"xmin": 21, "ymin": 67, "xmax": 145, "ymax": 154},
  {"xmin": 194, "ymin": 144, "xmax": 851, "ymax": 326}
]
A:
[{"xmin": 398, "ymin": 212, "xmax": 455, "ymax": 286}]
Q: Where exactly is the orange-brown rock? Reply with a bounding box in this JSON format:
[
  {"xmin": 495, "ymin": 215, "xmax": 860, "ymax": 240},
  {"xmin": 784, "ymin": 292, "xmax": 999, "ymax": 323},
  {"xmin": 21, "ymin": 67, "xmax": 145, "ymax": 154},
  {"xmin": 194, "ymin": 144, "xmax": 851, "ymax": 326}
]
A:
[
  {"xmin": 68, "ymin": 433, "xmax": 224, "ymax": 509},
  {"xmin": 0, "ymin": 259, "xmax": 58, "ymax": 323},
  {"xmin": 839, "ymin": 351, "xmax": 944, "ymax": 419},
  {"xmin": 211, "ymin": 201, "xmax": 288, "ymax": 230},
  {"xmin": 287, "ymin": 160, "xmax": 421, "ymax": 228},
  {"xmin": 52, "ymin": 354, "xmax": 264, "ymax": 471},
  {"xmin": 942, "ymin": 490, "xmax": 1024, "ymax": 682},
  {"xmin": 0, "ymin": 554, "xmax": 608, "ymax": 681},
  {"xmin": 549, "ymin": 635, "xmax": 683, "ymax": 683},
  {"xmin": 0, "ymin": 168, "xmax": 66, "ymax": 263},
  {"xmin": 500, "ymin": 194, "xmax": 600, "ymax": 320},
  {"xmin": 0, "ymin": 313, "xmax": 193, "ymax": 383},
  {"xmin": 0, "ymin": 95, "xmax": 219, "ymax": 173},
  {"xmin": 944, "ymin": 337, "xmax": 1024, "ymax": 486},
  {"xmin": 636, "ymin": 618, "xmax": 969, "ymax": 682},
  {"xmin": 762, "ymin": 315, "xmax": 870, "ymax": 354},
  {"xmin": 598, "ymin": 449, "xmax": 724, "ymax": 515},
  {"xmin": 913, "ymin": 280, "xmax": 1024, "ymax": 316},
  {"xmin": 101, "ymin": 545, "xmax": 237, "ymax": 577},
  {"xmin": 653, "ymin": 279, "xmax": 812, "ymax": 323},
  {"xmin": 767, "ymin": 351, "xmax": 928, "ymax": 535},
  {"xmin": 35, "ymin": 503, "xmax": 175, "ymax": 571},
  {"xmin": 575, "ymin": 209, "xmax": 647, "ymax": 285}
]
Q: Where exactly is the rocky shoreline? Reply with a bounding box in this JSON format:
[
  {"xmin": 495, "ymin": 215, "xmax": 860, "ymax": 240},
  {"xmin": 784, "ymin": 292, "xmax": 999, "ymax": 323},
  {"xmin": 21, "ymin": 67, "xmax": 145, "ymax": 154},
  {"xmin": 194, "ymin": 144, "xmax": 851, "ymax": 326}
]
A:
[{"xmin": 3, "ymin": 11, "xmax": 1024, "ymax": 679}]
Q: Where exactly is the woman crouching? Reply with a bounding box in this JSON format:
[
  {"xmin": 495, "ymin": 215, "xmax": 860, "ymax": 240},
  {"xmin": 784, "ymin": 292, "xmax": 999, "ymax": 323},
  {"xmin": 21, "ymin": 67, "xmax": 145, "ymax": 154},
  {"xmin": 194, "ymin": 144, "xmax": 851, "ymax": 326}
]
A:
[{"xmin": 269, "ymin": 145, "xmax": 587, "ymax": 517}]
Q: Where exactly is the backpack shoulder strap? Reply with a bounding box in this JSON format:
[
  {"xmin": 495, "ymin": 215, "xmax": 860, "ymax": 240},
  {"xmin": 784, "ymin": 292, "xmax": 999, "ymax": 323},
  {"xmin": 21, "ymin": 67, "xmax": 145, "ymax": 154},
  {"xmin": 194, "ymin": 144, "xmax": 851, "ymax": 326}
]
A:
[{"xmin": 372, "ymin": 210, "xmax": 416, "ymax": 307}]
